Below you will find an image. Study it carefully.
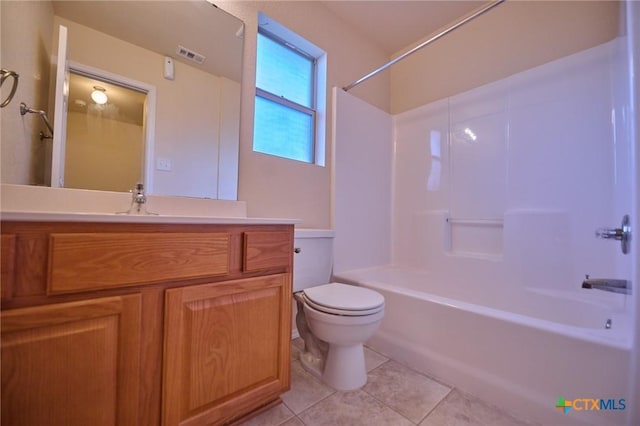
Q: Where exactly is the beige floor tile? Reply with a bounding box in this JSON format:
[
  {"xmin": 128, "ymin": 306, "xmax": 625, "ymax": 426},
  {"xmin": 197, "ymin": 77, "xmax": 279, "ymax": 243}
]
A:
[
  {"xmin": 364, "ymin": 346, "xmax": 389, "ymax": 372},
  {"xmin": 419, "ymin": 390, "xmax": 536, "ymax": 426},
  {"xmin": 362, "ymin": 360, "xmax": 451, "ymax": 423},
  {"xmin": 240, "ymin": 403, "xmax": 295, "ymax": 426},
  {"xmin": 298, "ymin": 389, "xmax": 414, "ymax": 426},
  {"xmin": 280, "ymin": 416, "xmax": 305, "ymax": 426},
  {"xmin": 282, "ymin": 360, "xmax": 334, "ymax": 414}
]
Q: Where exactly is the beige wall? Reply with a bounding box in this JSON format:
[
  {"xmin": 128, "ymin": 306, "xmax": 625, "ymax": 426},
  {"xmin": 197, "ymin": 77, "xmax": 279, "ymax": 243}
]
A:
[
  {"xmin": 218, "ymin": 1, "xmax": 619, "ymax": 227},
  {"xmin": 0, "ymin": 0, "xmax": 53, "ymax": 185},
  {"xmin": 65, "ymin": 111, "xmax": 143, "ymax": 192},
  {"xmin": 3, "ymin": 1, "xmax": 619, "ymax": 228},
  {"xmin": 1, "ymin": 0, "xmax": 388, "ymax": 224},
  {"xmin": 218, "ymin": 1, "xmax": 390, "ymax": 228},
  {"xmin": 390, "ymin": 1, "xmax": 621, "ymax": 113}
]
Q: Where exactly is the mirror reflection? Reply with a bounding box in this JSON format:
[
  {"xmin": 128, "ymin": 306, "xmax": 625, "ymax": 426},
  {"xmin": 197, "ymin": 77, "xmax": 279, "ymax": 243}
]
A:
[
  {"xmin": 65, "ymin": 71, "xmax": 147, "ymax": 192},
  {"xmin": 0, "ymin": 0, "xmax": 243, "ymax": 200}
]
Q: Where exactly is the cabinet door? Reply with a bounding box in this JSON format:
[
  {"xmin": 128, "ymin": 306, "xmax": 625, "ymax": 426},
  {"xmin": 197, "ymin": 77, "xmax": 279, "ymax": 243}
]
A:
[
  {"xmin": 163, "ymin": 274, "xmax": 292, "ymax": 426},
  {"xmin": 1, "ymin": 294, "xmax": 141, "ymax": 426}
]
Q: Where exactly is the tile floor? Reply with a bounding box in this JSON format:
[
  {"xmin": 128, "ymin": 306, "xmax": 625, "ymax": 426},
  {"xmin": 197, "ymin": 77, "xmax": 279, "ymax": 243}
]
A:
[{"xmin": 241, "ymin": 339, "xmax": 536, "ymax": 426}]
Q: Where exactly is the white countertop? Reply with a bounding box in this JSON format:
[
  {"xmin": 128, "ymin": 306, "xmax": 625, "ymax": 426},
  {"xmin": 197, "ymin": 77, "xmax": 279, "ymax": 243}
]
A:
[
  {"xmin": 0, "ymin": 184, "xmax": 300, "ymax": 225},
  {"xmin": 0, "ymin": 210, "xmax": 300, "ymax": 225}
]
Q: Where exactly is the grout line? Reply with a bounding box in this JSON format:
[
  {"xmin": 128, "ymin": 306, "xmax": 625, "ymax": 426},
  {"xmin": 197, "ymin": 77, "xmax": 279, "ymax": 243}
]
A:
[
  {"xmin": 288, "ymin": 343, "xmax": 537, "ymax": 426},
  {"xmin": 363, "ymin": 344, "xmax": 392, "ymax": 359},
  {"xmin": 415, "ymin": 387, "xmax": 455, "ymax": 424},
  {"xmin": 288, "ymin": 344, "xmax": 449, "ymax": 425},
  {"xmin": 283, "ymin": 367, "xmax": 337, "ymax": 417},
  {"xmin": 289, "ymin": 392, "xmax": 336, "ymax": 424},
  {"xmin": 385, "ymin": 357, "xmax": 454, "ymax": 390},
  {"xmin": 359, "ymin": 386, "xmax": 420, "ymax": 425},
  {"xmin": 279, "ymin": 414, "xmax": 306, "ymax": 426},
  {"xmin": 360, "ymin": 357, "xmax": 454, "ymax": 425},
  {"xmin": 366, "ymin": 357, "xmax": 391, "ymax": 374}
]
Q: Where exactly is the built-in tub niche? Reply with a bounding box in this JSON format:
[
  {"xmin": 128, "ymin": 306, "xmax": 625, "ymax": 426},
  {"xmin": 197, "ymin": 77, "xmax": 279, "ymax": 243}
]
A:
[
  {"xmin": 444, "ymin": 214, "xmax": 504, "ymax": 259},
  {"xmin": 1, "ymin": 0, "xmax": 243, "ymax": 200}
]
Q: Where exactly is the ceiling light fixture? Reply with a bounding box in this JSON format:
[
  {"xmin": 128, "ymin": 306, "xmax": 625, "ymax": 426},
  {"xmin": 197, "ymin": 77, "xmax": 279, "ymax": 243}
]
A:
[{"xmin": 91, "ymin": 86, "xmax": 108, "ymax": 104}]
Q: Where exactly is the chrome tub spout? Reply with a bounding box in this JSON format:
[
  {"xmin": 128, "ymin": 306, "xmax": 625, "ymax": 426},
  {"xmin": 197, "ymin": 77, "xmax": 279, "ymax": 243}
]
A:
[{"xmin": 581, "ymin": 277, "xmax": 631, "ymax": 295}]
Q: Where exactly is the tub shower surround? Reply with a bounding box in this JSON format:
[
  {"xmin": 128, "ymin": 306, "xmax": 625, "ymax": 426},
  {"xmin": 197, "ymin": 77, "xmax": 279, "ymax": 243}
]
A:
[
  {"xmin": 392, "ymin": 38, "xmax": 630, "ymax": 285},
  {"xmin": 335, "ymin": 266, "xmax": 630, "ymax": 426},
  {"xmin": 334, "ymin": 38, "xmax": 633, "ymax": 426}
]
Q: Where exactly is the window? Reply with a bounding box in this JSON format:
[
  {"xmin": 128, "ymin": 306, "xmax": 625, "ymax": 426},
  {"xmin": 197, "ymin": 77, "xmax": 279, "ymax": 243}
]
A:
[{"xmin": 253, "ymin": 14, "xmax": 326, "ymax": 165}]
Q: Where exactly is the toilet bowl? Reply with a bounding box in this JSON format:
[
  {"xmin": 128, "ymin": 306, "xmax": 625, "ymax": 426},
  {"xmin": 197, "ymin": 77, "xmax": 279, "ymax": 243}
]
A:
[
  {"xmin": 299, "ymin": 283, "xmax": 384, "ymax": 390},
  {"xmin": 293, "ymin": 229, "xmax": 385, "ymax": 390}
]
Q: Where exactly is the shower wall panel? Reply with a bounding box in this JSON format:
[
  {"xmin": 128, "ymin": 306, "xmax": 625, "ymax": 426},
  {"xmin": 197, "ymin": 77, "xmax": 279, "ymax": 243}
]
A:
[{"xmin": 392, "ymin": 39, "xmax": 631, "ymax": 292}]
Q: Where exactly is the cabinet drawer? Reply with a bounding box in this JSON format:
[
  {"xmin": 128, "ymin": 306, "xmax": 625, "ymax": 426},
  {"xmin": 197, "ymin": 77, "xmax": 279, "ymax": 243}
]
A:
[
  {"xmin": 48, "ymin": 232, "xmax": 230, "ymax": 293},
  {"xmin": 243, "ymin": 231, "xmax": 292, "ymax": 272}
]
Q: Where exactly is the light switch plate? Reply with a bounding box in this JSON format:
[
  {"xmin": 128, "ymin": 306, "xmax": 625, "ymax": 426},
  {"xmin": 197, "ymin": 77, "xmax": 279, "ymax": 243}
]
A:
[{"xmin": 156, "ymin": 158, "xmax": 172, "ymax": 171}]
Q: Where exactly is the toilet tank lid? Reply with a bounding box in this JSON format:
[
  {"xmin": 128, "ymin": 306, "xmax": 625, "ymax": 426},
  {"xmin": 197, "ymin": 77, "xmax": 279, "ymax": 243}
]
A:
[{"xmin": 303, "ymin": 283, "xmax": 384, "ymax": 311}]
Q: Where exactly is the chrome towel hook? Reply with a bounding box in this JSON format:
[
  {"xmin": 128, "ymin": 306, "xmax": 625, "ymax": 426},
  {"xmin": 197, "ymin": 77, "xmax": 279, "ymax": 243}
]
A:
[{"xmin": 1, "ymin": 68, "xmax": 19, "ymax": 108}]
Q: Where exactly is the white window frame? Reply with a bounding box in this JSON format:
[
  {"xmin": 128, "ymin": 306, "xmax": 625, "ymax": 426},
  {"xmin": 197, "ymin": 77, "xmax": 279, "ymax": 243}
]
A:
[{"xmin": 255, "ymin": 13, "xmax": 327, "ymax": 166}]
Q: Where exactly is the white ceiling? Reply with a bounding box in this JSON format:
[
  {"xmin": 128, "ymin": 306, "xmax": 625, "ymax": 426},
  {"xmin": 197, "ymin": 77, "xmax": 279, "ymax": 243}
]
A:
[{"xmin": 321, "ymin": 0, "xmax": 486, "ymax": 55}]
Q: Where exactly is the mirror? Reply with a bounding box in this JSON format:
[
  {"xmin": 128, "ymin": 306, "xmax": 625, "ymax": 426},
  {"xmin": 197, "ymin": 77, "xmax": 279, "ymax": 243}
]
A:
[{"xmin": 0, "ymin": 0, "xmax": 243, "ymax": 199}]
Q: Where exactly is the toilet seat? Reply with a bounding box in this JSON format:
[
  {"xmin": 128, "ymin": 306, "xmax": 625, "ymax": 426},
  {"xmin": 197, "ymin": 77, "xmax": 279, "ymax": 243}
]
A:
[{"xmin": 302, "ymin": 283, "xmax": 384, "ymax": 316}]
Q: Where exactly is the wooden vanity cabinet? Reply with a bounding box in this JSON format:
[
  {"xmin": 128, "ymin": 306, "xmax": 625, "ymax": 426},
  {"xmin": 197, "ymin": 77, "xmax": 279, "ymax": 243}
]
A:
[
  {"xmin": 1, "ymin": 294, "xmax": 142, "ymax": 426},
  {"xmin": 0, "ymin": 221, "xmax": 294, "ymax": 426},
  {"xmin": 163, "ymin": 274, "xmax": 291, "ymax": 425}
]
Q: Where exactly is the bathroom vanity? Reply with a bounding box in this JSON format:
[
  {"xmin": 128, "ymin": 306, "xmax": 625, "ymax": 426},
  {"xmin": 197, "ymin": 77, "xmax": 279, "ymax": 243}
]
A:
[{"xmin": 0, "ymin": 216, "xmax": 294, "ymax": 425}]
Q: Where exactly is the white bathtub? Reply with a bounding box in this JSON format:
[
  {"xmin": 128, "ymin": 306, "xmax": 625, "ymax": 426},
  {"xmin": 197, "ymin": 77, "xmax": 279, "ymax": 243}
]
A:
[{"xmin": 334, "ymin": 266, "xmax": 632, "ymax": 426}]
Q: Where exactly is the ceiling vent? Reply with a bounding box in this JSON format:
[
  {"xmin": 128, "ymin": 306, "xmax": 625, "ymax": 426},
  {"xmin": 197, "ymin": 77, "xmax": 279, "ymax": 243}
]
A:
[{"xmin": 176, "ymin": 45, "xmax": 206, "ymax": 64}]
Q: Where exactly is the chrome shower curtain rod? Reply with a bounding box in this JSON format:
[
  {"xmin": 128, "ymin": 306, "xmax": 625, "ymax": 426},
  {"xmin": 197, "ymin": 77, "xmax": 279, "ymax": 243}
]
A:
[{"xmin": 343, "ymin": 0, "xmax": 506, "ymax": 92}]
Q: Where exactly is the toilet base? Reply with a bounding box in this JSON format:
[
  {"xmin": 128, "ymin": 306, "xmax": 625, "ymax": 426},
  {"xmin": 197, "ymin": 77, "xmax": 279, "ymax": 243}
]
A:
[
  {"xmin": 321, "ymin": 343, "xmax": 367, "ymax": 391},
  {"xmin": 299, "ymin": 350, "xmax": 324, "ymax": 380}
]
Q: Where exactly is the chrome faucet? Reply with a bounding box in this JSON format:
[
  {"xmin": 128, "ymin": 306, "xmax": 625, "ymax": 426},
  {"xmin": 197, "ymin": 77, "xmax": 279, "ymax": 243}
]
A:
[
  {"xmin": 132, "ymin": 183, "xmax": 146, "ymax": 212},
  {"xmin": 581, "ymin": 275, "xmax": 631, "ymax": 295},
  {"xmin": 117, "ymin": 183, "xmax": 157, "ymax": 215}
]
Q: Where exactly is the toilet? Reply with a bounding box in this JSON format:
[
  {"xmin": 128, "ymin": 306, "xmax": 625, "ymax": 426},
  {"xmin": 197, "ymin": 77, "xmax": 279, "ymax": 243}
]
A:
[{"xmin": 293, "ymin": 229, "xmax": 384, "ymax": 391}]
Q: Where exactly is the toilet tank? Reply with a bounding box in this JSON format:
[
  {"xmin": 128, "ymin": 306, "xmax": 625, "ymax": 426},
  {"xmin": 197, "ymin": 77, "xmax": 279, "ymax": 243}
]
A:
[{"xmin": 293, "ymin": 229, "xmax": 335, "ymax": 292}]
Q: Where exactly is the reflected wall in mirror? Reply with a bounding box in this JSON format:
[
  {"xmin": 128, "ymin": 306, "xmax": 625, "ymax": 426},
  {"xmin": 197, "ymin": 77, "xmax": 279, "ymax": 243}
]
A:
[
  {"xmin": 0, "ymin": 0, "xmax": 243, "ymax": 200},
  {"xmin": 65, "ymin": 70, "xmax": 147, "ymax": 193}
]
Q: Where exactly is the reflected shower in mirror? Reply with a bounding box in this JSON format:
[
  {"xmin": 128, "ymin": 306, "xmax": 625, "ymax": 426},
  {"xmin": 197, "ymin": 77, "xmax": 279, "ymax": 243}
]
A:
[{"xmin": 65, "ymin": 71, "xmax": 147, "ymax": 193}]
